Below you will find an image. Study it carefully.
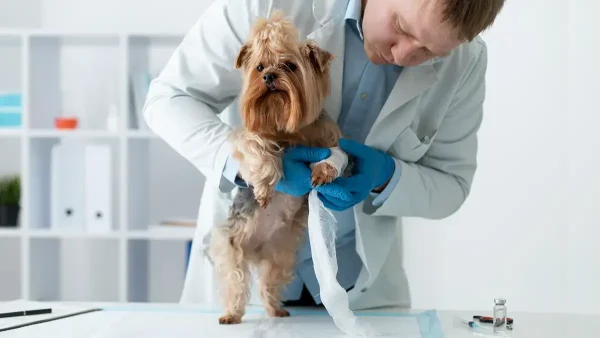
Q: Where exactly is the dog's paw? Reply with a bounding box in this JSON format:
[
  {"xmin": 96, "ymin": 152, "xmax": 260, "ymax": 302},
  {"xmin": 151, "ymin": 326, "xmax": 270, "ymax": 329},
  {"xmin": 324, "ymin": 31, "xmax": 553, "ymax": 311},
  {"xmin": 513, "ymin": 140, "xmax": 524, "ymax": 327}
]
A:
[
  {"xmin": 256, "ymin": 194, "xmax": 272, "ymax": 208},
  {"xmin": 267, "ymin": 308, "xmax": 290, "ymax": 318},
  {"xmin": 311, "ymin": 162, "xmax": 338, "ymax": 187},
  {"xmin": 254, "ymin": 186, "xmax": 274, "ymax": 208},
  {"xmin": 219, "ymin": 314, "xmax": 242, "ymax": 325}
]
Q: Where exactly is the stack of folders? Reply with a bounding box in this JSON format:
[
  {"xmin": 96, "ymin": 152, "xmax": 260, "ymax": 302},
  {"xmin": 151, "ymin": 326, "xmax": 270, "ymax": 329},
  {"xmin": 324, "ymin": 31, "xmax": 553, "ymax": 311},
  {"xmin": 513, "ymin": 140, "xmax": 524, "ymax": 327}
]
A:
[
  {"xmin": 50, "ymin": 140, "xmax": 113, "ymax": 233},
  {"xmin": 0, "ymin": 92, "xmax": 22, "ymax": 128}
]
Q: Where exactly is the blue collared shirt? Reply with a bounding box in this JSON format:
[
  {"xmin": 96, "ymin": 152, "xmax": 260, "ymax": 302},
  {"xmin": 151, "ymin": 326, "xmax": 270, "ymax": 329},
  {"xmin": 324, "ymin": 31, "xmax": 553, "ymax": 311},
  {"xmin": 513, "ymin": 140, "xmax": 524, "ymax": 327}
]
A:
[{"xmin": 222, "ymin": 0, "xmax": 403, "ymax": 303}]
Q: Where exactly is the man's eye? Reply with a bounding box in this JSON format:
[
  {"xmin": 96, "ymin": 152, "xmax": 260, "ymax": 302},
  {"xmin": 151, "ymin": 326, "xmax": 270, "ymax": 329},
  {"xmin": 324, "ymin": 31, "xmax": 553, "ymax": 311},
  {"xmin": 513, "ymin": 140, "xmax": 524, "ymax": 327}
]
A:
[{"xmin": 257, "ymin": 65, "xmax": 264, "ymax": 72}]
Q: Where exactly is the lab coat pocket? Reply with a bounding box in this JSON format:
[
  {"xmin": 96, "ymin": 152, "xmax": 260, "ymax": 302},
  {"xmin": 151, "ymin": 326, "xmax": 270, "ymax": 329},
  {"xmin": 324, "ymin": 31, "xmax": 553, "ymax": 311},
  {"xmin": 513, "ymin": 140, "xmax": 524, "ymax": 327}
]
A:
[{"xmin": 391, "ymin": 128, "xmax": 437, "ymax": 163}]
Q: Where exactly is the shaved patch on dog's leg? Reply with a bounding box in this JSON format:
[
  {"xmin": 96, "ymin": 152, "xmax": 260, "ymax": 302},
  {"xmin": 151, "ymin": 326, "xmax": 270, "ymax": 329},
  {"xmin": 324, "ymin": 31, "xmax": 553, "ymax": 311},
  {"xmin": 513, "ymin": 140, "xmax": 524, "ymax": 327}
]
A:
[{"xmin": 229, "ymin": 187, "xmax": 259, "ymax": 221}]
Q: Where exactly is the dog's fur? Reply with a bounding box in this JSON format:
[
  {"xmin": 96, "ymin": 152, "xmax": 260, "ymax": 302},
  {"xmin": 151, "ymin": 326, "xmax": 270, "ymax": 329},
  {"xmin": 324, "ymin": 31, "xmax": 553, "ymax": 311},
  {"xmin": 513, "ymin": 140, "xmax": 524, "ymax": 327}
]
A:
[{"xmin": 207, "ymin": 11, "xmax": 345, "ymax": 324}]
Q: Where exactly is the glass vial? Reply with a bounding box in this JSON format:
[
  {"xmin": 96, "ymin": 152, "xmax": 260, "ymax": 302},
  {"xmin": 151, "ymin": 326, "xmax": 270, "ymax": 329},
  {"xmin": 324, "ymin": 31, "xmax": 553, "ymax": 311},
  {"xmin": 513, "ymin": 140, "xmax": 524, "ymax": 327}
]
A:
[{"xmin": 493, "ymin": 298, "xmax": 507, "ymax": 332}]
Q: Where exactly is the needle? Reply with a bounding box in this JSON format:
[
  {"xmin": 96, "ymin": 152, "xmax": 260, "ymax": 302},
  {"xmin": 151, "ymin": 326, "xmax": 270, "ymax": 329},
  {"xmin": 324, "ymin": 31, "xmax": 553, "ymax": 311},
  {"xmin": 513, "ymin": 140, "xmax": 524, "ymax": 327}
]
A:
[{"xmin": 460, "ymin": 317, "xmax": 482, "ymax": 328}]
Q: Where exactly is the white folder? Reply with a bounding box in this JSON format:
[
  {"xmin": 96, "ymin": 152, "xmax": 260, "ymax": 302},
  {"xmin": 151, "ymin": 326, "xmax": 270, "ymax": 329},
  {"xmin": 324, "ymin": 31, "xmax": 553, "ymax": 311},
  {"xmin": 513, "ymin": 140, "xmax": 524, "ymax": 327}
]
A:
[
  {"xmin": 84, "ymin": 144, "xmax": 113, "ymax": 233},
  {"xmin": 50, "ymin": 141, "xmax": 85, "ymax": 230}
]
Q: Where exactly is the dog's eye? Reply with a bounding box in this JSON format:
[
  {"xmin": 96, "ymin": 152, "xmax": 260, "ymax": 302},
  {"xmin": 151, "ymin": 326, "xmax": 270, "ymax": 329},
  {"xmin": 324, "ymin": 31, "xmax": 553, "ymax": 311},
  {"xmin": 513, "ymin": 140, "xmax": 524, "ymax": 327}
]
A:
[
  {"xmin": 284, "ymin": 62, "xmax": 297, "ymax": 71},
  {"xmin": 257, "ymin": 65, "xmax": 264, "ymax": 72}
]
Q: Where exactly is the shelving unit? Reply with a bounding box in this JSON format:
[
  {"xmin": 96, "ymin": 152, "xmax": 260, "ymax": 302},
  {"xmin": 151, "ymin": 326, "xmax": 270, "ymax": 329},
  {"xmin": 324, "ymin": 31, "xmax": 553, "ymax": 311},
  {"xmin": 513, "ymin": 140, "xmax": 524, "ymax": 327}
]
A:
[{"xmin": 0, "ymin": 29, "xmax": 205, "ymax": 303}]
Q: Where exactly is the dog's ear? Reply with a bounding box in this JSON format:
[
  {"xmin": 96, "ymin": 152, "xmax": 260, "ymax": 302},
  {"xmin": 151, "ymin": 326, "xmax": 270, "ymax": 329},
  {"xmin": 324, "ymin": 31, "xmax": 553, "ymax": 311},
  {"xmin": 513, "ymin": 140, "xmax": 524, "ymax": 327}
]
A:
[
  {"xmin": 304, "ymin": 41, "xmax": 333, "ymax": 73},
  {"xmin": 235, "ymin": 44, "xmax": 250, "ymax": 69}
]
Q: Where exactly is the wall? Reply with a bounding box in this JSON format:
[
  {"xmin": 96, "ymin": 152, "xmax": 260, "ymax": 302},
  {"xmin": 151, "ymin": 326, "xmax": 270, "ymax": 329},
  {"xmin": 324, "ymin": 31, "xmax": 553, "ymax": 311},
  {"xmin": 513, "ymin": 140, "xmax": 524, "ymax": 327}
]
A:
[
  {"xmin": 403, "ymin": 0, "xmax": 599, "ymax": 315},
  {"xmin": 0, "ymin": 0, "xmax": 42, "ymax": 28},
  {"xmin": 5, "ymin": 0, "xmax": 594, "ymax": 313},
  {"xmin": 405, "ymin": 0, "xmax": 567, "ymax": 312},
  {"xmin": 41, "ymin": 0, "xmax": 212, "ymax": 33},
  {"xmin": 565, "ymin": 0, "xmax": 599, "ymax": 315}
]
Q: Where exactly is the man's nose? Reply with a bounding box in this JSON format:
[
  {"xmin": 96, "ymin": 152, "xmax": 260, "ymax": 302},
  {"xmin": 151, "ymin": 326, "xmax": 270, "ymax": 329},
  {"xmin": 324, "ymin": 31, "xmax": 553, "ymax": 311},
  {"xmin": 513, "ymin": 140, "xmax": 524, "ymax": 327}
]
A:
[
  {"xmin": 393, "ymin": 46, "xmax": 416, "ymax": 63},
  {"xmin": 263, "ymin": 73, "xmax": 277, "ymax": 84},
  {"xmin": 392, "ymin": 39, "xmax": 419, "ymax": 63}
]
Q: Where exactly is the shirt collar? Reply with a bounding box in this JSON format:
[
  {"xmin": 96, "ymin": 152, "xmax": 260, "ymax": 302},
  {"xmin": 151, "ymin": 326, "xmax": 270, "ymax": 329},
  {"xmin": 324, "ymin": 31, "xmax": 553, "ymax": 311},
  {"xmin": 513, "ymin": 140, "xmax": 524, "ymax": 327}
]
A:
[{"xmin": 345, "ymin": 0, "xmax": 364, "ymax": 39}]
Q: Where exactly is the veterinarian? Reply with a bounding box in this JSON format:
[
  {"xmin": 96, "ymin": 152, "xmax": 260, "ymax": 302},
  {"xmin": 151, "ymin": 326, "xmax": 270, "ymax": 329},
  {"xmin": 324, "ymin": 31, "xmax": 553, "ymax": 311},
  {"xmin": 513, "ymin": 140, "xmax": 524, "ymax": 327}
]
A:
[{"xmin": 143, "ymin": 0, "xmax": 505, "ymax": 310}]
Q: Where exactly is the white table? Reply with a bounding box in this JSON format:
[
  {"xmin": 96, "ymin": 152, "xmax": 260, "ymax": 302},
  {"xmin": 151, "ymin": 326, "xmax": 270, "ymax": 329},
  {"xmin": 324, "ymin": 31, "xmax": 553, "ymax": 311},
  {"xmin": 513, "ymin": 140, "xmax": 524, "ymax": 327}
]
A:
[{"xmin": 0, "ymin": 301, "xmax": 598, "ymax": 338}]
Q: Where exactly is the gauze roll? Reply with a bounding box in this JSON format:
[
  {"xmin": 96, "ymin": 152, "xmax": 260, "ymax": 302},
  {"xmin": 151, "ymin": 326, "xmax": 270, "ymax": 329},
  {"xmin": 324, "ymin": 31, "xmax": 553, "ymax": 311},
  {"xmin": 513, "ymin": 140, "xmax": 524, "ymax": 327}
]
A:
[{"xmin": 307, "ymin": 147, "xmax": 379, "ymax": 337}]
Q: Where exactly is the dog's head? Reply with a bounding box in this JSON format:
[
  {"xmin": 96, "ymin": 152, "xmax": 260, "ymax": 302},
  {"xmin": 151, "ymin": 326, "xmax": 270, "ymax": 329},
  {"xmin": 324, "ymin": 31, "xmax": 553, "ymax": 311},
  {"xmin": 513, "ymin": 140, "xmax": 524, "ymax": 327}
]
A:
[{"xmin": 235, "ymin": 10, "xmax": 334, "ymax": 137}]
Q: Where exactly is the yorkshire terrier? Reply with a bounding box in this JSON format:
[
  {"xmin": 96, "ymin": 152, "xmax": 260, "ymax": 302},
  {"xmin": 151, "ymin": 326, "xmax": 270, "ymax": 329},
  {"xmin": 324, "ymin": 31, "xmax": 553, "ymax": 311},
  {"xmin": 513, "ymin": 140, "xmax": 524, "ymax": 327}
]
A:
[{"xmin": 207, "ymin": 11, "xmax": 348, "ymax": 324}]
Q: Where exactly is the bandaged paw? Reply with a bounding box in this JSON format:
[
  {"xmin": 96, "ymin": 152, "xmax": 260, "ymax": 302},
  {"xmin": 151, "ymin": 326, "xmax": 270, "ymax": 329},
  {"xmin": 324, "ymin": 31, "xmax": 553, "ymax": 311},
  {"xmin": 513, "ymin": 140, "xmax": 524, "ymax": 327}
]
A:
[{"xmin": 309, "ymin": 146, "xmax": 348, "ymax": 187}]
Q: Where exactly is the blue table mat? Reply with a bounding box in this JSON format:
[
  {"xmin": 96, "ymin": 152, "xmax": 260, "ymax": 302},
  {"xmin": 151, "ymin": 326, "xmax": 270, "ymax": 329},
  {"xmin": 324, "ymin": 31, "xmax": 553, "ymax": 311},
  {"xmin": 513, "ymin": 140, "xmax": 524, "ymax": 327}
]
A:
[{"xmin": 102, "ymin": 305, "xmax": 444, "ymax": 338}]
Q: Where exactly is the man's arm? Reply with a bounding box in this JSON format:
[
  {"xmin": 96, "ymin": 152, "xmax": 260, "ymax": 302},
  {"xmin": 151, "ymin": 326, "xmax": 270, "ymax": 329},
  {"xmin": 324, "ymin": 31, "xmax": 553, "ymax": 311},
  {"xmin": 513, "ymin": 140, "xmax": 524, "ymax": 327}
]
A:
[
  {"xmin": 142, "ymin": 0, "xmax": 259, "ymax": 191},
  {"xmin": 364, "ymin": 43, "xmax": 488, "ymax": 219}
]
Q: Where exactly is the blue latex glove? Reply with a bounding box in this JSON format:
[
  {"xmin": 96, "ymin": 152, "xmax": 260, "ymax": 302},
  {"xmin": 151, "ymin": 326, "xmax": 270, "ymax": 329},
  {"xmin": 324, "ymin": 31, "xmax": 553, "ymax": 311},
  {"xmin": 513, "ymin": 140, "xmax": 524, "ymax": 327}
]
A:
[
  {"xmin": 274, "ymin": 146, "xmax": 336, "ymax": 197},
  {"xmin": 317, "ymin": 138, "xmax": 395, "ymax": 211}
]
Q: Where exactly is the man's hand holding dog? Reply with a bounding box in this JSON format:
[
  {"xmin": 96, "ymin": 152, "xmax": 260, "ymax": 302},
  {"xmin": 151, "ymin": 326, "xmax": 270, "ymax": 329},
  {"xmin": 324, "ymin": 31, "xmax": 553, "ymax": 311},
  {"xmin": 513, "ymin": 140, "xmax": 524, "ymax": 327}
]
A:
[
  {"xmin": 275, "ymin": 146, "xmax": 345, "ymax": 197},
  {"xmin": 316, "ymin": 139, "xmax": 396, "ymax": 211}
]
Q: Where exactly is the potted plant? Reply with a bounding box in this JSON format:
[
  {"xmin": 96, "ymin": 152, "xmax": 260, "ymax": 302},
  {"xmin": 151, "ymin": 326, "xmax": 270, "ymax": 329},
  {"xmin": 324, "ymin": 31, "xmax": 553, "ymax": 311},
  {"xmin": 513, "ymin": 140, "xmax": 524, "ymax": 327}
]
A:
[{"xmin": 0, "ymin": 175, "xmax": 20, "ymax": 227}]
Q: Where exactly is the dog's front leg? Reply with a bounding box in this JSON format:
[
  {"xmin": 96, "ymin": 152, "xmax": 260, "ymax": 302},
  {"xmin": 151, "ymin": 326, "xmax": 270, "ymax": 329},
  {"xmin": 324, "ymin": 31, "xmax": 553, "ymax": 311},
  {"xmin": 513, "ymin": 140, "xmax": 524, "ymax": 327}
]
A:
[
  {"xmin": 310, "ymin": 146, "xmax": 348, "ymax": 186},
  {"xmin": 235, "ymin": 136, "xmax": 283, "ymax": 208},
  {"xmin": 250, "ymin": 150, "xmax": 282, "ymax": 208}
]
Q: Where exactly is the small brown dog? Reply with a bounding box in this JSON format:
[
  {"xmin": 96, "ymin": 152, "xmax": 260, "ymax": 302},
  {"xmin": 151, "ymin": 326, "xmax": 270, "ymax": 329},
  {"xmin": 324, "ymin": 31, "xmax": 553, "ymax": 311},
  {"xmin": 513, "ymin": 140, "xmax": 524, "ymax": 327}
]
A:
[{"xmin": 208, "ymin": 10, "xmax": 347, "ymax": 324}]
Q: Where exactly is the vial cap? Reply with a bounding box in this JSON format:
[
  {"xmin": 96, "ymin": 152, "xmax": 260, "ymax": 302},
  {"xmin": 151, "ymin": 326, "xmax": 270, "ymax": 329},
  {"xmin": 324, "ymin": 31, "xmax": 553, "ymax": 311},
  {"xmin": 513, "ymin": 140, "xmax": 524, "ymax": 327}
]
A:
[{"xmin": 494, "ymin": 298, "xmax": 506, "ymax": 305}]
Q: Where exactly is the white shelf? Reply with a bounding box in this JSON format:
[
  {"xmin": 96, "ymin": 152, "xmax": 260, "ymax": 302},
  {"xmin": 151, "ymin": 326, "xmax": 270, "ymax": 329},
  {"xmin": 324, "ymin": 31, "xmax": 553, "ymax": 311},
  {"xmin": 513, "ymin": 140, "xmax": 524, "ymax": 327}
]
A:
[
  {"xmin": 0, "ymin": 228, "xmax": 195, "ymax": 240},
  {"xmin": 0, "ymin": 228, "xmax": 22, "ymax": 238},
  {"xmin": 28, "ymin": 130, "xmax": 121, "ymax": 138},
  {"xmin": 27, "ymin": 229, "xmax": 122, "ymax": 239},
  {"xmin": 0, "ymin": 30, "xmax": 204, "ymax": 304},
  {"xmin": 0, "ymin": 129, "xmax": 22, "ymax": 137},
  {"xmin": 128, "ymin": 227, "xmax": 195, "ymax": 240}
]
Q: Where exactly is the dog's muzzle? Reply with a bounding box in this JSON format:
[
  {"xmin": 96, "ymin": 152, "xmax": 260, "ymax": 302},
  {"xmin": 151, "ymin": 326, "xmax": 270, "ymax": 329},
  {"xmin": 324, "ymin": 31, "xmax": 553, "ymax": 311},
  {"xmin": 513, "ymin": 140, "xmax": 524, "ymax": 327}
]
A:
[{"xmin": 263, "ymin": 73, "xmax": 277, "ymax": 90}]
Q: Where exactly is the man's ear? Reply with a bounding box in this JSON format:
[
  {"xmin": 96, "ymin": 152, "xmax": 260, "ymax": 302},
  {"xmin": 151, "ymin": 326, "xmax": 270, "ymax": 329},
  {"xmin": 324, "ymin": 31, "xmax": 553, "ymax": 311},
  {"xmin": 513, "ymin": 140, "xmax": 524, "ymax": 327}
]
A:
[
  {"xmin": 235, "ymin": 44, "xmax": 250, "ymax": 69},
  {"xmin": 304, "ymin": 41, "xmax": 333, "ymax": 72}
]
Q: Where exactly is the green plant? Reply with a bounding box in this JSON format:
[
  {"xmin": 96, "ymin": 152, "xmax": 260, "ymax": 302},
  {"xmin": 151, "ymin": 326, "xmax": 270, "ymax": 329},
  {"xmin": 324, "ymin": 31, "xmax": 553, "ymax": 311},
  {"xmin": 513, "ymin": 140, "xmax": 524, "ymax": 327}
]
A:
[{"xmin": 0, "ymin": 175, "xmax": 20, "ymax": 206}]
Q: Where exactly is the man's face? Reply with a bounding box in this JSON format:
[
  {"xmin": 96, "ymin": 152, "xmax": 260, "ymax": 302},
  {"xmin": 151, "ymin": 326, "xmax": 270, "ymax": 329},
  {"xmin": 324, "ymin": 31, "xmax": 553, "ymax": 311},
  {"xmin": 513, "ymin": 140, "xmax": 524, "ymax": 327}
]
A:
[{"xmin": 361, "ymin": 0, "xmax": 464, "ymax": 66}]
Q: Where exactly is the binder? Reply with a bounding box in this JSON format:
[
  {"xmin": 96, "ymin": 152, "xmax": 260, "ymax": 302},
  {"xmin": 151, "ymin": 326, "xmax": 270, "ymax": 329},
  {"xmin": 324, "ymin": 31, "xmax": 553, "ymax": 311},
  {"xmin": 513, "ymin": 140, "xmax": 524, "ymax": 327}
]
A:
[
  {"xmin": 84, "ymin": 144, "xmax": 112, "ymax": 233},
  {"xmin": 50, "ymin": 140, "xmax": 85, "ymax": 230}
]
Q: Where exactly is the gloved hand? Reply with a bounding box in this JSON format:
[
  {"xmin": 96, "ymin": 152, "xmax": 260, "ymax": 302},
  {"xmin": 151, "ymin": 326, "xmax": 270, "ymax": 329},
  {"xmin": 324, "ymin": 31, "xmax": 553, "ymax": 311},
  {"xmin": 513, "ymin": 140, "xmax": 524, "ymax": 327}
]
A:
[
  {"xmin": 274, "ymin": 145, "xmax": 335, "ymax": 196},
  {"xmin": 317, "ymin": 138, "xmax": 396, "ymax": 211}
]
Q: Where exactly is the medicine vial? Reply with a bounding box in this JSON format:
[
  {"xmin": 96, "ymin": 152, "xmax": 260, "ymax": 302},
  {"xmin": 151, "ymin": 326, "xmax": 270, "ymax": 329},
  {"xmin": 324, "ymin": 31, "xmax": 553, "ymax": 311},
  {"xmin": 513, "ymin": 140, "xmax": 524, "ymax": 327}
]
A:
[{"xmin": 493, "ymin": 298, "xmax": 507, "ymax": 332}]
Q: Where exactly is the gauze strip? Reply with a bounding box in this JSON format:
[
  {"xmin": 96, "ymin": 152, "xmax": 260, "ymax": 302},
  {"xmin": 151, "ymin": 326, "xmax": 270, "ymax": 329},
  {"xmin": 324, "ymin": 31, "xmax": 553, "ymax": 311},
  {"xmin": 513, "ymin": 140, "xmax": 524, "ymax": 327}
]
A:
[{"xmin": 306, "ymin": 147, "xmax": 379, "ymax": 337}]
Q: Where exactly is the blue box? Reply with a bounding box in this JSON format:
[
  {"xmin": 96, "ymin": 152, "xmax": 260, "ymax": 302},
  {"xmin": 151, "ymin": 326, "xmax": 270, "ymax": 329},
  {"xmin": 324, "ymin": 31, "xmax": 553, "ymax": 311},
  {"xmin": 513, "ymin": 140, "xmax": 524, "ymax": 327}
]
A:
[
  {"xmin": 0, "ymin": 111, "xmax": 22, "ymax": 127},
  {"xmin": 0, "ymin": 93, "xmax": 22, "ymax": 108}
]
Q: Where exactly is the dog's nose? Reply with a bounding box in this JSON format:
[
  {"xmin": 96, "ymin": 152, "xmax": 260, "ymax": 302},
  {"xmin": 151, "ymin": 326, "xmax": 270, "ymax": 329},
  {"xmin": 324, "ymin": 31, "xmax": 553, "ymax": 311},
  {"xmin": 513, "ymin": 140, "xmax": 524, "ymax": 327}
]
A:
[{"xmin": 263, "ymin": 73, "xmax": 277, "ymax": 85}]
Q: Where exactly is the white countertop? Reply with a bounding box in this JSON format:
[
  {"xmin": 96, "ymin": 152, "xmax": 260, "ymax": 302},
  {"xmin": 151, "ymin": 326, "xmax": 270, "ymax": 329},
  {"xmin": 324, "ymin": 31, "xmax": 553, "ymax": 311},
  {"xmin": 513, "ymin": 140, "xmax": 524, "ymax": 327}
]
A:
[{"xmin": 0, "ymin": 301, "xmax": 597, "ymax": 337}]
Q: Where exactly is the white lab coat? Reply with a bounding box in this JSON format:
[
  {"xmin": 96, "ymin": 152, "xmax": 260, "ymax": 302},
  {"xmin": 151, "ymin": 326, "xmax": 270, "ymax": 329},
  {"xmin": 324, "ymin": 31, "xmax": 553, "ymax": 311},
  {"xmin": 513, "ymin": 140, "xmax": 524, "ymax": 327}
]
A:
[{"xmin": 143, "ymin": 0, "xmax": 488, "ymax": 310}]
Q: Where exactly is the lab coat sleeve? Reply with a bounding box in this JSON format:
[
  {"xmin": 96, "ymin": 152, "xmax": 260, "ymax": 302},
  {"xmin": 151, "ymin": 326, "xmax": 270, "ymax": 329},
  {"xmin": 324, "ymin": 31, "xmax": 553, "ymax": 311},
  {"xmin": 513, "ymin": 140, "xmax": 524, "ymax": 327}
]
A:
[
  {"xmin": 365, "ymin": 43, "xmax": 487, "ymax": 219},
  {"xmin": 142, "ymin": 0, "xmax": 260, "ymax": 191}
]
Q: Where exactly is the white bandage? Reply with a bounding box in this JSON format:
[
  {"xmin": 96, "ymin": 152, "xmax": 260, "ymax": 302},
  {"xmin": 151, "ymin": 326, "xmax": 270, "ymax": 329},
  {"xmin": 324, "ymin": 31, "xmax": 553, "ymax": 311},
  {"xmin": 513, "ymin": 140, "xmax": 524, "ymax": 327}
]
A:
[
  {"xmin": 306, "ymin": 147, "xmax": 378, "ymax": 336},
  {"xmin": 310, "ymin": 146, "xmax": 348, "ymax": 178}
]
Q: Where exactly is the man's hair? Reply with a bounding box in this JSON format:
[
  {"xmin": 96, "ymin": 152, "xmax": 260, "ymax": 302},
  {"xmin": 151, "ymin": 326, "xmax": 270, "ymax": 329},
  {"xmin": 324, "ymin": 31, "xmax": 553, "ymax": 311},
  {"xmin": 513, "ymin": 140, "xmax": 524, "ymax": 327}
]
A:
[{"xmin": 440, "ymin": 0, "xmax": 506, "ymax": 41}]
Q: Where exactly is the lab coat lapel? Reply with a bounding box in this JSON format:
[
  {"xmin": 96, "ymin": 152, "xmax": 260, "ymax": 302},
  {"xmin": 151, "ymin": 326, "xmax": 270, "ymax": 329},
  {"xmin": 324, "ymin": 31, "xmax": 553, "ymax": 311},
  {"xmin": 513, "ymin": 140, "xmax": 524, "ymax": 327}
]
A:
[
  {"xmin": 366, "ymin": 61, "xmax": 439, "ymax": 147},
  {"xmin": 307, "ymin": 15, "xmax": 345, "ymax": 123}
]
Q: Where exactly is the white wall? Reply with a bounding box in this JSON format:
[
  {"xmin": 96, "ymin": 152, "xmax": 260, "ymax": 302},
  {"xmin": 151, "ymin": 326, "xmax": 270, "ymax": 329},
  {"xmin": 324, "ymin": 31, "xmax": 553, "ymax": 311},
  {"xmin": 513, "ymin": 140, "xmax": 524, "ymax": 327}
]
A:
[
  {"xmin": 0, "ymin": 0, "xmax": 42, "ymax": 28},
  {"xmin": 1, "ymin": 0, "xmax": 592, "ymax": 313},
  {"xmin": 403, "ymin": 0, "xmax": 599, "ymax": 315},
  {"xmin": 565, "ymin": 0, "xmax": 600, "ymax": 315},
  {"xmin": 41, "ymin": 0, "xmax": 212, "ymax": 33}
]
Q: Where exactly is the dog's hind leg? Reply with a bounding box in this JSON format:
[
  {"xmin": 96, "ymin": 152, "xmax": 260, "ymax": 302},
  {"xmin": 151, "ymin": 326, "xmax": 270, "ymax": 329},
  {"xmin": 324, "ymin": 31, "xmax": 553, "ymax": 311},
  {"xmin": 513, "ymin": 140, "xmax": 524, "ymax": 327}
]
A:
[
  {"xmin": 257, "ymin": 203, "xmax": 308, "ymax": 317},
  {"xmin": 257, "ymin": 256, "xmax": 294, "ymax": 318}
]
